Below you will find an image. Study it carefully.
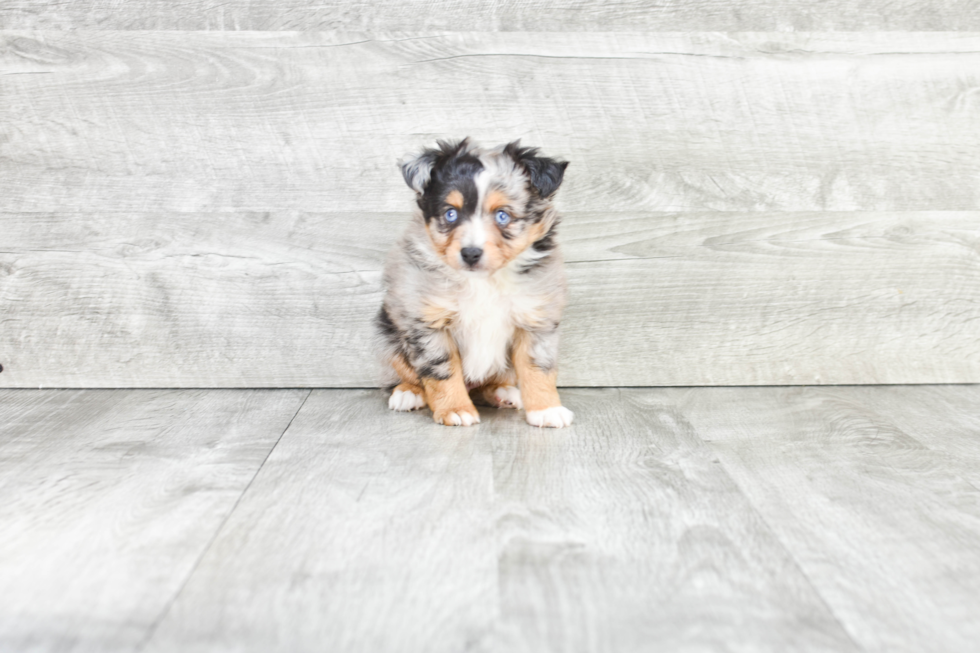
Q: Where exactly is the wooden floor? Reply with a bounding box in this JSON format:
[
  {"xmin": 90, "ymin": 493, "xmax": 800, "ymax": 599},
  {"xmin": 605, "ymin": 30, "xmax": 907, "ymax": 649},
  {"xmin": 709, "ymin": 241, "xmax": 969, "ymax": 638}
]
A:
[{"xmin": 2, "ymin": 386, "xmax": 979, "ymax": 652}]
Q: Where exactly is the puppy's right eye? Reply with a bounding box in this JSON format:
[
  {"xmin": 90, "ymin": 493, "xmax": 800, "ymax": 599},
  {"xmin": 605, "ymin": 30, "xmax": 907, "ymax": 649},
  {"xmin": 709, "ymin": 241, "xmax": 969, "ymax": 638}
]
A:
[{"xmin": 445, "ymin": 209, "xmax": 458, "ymax": 223}]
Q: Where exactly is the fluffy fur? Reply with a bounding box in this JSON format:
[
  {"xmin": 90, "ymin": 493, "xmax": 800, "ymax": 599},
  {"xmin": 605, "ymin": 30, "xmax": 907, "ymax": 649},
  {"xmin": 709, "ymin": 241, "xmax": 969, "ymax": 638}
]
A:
[{"xmin": 376, "ymin": 138, "xmax": 574, "ymax": 428}]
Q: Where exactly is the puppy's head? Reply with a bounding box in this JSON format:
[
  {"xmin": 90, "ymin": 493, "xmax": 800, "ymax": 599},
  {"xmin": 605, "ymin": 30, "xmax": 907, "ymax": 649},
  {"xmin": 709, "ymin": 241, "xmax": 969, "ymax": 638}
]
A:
[{"xmin": 400, "ymin": 138, "xmax": 568, "ymax": 274}]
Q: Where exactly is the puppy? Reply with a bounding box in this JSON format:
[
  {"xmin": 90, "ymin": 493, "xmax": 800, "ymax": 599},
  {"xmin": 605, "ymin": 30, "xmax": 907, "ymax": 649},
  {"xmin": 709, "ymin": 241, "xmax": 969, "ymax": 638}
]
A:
[{"xmin": 376, "ymin": 138, "xmax": 574, "ymax": 428}]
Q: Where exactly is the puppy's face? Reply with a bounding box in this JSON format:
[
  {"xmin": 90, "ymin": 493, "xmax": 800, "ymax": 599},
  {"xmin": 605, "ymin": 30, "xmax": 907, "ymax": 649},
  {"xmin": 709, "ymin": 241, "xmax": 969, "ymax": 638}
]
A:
[{"xmin": 400, "ymin": 139, "xmax": 568, "ymax": 274}]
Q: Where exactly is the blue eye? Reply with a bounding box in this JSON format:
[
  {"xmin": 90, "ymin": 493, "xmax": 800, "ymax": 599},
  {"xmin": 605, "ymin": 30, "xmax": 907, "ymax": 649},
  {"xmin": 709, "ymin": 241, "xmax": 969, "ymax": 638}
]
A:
[
  {"xmin": 495, "ymin": 210, "xmax": 511, "ymax": 226},
  {"xmin": 444, "ymin": 208, "xmax": 458, "ymax": 223}
]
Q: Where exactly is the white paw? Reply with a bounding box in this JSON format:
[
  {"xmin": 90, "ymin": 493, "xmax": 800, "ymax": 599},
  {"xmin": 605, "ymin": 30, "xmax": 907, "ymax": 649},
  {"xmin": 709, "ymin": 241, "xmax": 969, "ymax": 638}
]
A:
[
  {"xmin": 388, "ymin": 388, "xmax": 425, "ymax": 412},
  {"xmin": 437, "ymin": 410, "xmax": 480, "ymax": 426},
  {"xmin": 493, "ymin": 385, "xmax": 524, "ymax": 410},
  {"xmin": 526, "ymin": 406, "xmax": 574, "ymax": 428}
]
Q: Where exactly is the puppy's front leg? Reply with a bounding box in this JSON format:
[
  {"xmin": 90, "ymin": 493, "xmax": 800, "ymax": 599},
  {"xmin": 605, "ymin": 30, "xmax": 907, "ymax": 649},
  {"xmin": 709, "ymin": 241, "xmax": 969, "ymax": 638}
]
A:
[
  {"xmin": 513, "ymin": 328, "xmax": 574, "ymax": 428},
  {"xmin": 417, "ymin": 336, "xmax": 480, "ymax": 427}
]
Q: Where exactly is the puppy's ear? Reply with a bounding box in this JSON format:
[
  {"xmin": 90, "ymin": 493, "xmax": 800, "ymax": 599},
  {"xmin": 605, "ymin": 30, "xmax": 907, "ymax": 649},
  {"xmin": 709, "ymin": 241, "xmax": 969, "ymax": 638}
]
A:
[
  {"xmin": 399, "ymin": 148, "xmax": 440, "ymax": 194},
  {"xmin": 399, "ymin": 138, "xmax": 475, "ymax": 194},
  {"xmin": 504, "ymin": 141, "xmax": 569, "ymax": 198}
]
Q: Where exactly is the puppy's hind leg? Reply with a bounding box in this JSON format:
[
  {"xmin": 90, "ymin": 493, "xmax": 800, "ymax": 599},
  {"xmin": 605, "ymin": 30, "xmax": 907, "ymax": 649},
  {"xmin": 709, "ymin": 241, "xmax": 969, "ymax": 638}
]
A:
[
  {"xmin": 472, "ymin": 371, "xmax": 523, "ymax": 410},
  {"xmin": 388, "ymin": 353, "xmax": 426, "ymax": 412}
]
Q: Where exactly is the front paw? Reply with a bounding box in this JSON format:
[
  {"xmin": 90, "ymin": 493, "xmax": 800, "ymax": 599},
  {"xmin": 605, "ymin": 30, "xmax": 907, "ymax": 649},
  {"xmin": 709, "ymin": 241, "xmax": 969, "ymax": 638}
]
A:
[
  {"xmin": 433, "ymin": 405, "xmax": 481, "ymax": 426},
  {"xmin": 526, "ymin": 406, "xmax": 574, "ymax": 428},
  {"xmin": 388, "ymin": 386, "xmax": 425, "ymax": 411}
]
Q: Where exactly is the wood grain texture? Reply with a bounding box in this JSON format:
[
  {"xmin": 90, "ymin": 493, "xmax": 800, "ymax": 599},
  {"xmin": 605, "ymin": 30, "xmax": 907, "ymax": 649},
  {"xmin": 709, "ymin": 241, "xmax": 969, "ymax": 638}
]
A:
[
  {"xmin": 0, "ymin": 388, "xmax": 309, "ymax": 653},
  {"xmin": 1, "ymin": 210, "xmax": 977, "ymax": 387},
  {"xmin": 485, "ymin": 389, "xmax": 856, "ymax": 652},
  {"xmin": 145, "ymin": 388, "xmax": 858, "ymax": 652},
  {"xmin": 826, "ymin": 385, "xmax": 980, "ymax": 488},
  {"xmin": 2, "ymin": 1, "xmax": 979, "ymax": 31},
  {"xmin": 3, "ymin": 30, "xmax": 979, "ymax": 386},
  {"xmin": 670, "ymin": 385, "xmax": 980, "ymax": 653},
  {"xmin": 0, "ymin": 211, "xmax": 383, "ymax": 388},
  {"xmin": 6, "ymin": 387, "xmax": 978, "ymax": 650},
  {"xmin": 4, "ymin": 32, "xmax": 980, "ymax": 213},
  {"xmin": 143, "ymin": 389, "xmax": 500, "ymax": 653}
]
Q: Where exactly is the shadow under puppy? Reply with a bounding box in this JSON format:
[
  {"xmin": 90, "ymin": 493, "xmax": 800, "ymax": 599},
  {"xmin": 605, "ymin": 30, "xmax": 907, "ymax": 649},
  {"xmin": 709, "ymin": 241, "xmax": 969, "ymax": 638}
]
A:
[{"xmin": 376, "ymin": 138, "xmax": 574, "ymax": 428}]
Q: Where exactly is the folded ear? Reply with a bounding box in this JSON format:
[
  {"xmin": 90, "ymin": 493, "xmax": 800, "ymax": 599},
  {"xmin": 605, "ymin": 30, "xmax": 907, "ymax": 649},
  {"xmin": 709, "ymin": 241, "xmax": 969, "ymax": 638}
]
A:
[
  {"xmin": 503, "ymin": 141, "xmax": 569, "ymax": 198},
  {"xmin": 399, "ymin": 148, "xmax": 440, "ymax": 194},
  {"xmin": 399, "ymin": 138, "xmax": 475, "ymax": 194}
]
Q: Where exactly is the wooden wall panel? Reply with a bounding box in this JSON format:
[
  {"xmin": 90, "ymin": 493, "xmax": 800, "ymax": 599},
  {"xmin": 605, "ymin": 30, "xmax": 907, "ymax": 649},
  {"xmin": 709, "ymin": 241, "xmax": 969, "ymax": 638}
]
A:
[
  {"xmin": 1, "ymin": 211, "xmax": 976, "ymax": 387},
  {"xmin": 4, "ymin": 32, "xmax": 980, "ymax": 213},
  {"xmin": 2, "ymin": 30, "xmax": 978, "ymax": 387},
  {"xmin": 2, "ymin": 1, "xmax": 979, "ymax": 31}
]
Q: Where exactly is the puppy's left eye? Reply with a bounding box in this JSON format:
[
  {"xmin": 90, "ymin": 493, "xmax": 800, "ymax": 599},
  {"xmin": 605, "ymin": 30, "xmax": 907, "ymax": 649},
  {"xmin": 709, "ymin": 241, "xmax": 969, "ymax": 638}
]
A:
[{"xmin": 495, "ymin": 210, "xmax": 511, "ymax": 226}]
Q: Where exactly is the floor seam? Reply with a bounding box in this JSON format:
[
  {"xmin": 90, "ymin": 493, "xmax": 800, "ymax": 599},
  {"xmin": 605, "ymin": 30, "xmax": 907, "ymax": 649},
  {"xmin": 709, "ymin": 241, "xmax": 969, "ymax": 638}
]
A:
[
  {"xmin": 134, "ymin": 388, "xmax": 313, "ymax": 651},
  {"xmin": 679, "ymin": 410, "xmax": 869, "ymax": 653}
]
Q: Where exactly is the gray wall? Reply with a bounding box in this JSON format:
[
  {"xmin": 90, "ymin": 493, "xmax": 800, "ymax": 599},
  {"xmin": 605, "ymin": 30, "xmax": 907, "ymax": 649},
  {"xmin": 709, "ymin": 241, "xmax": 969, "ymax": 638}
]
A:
[{"xmin": 1, "ymin": 6, "xmax": 978, "ymax": 387}]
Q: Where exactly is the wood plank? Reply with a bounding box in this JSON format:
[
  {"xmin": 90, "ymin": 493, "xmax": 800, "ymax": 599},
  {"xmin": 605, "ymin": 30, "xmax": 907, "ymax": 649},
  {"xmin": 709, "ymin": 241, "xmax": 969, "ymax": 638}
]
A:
[
  {"xmin": 0, "ymin": 388, "xmax": 309, "ymax": 653},
  {"xmin": 670, "ymin": 386, "xmax": 980, "ymax": 652},
  {"xmin": 486, "ymin": 388, "xmax": 857, "ymax": 652},
  {"xmin": 797, "ymin": 385, "xmax": 980, "ymax": 489},
  {"xmin": 564, "ymin": 246, "xmax": 980, "ymax": 386},
  {"xmin": 4, "ymin": 32, "xmax": 980, "ymax": 213},
  {"xmin": 2, "ymin": 210, "xmax": 977, "ymax": 387},
  {"xmin": 2, "ymin": 0, "xmax": 978, "ymax": 31},
  {"xmin": 145, "ymin": 388, "xmax": 858, "ymax": 652},
  {"xmin": 8, "ymin": 209, "xmax": 972, "ymax": 268},
  {"xmin": 143, "ymin": 389, "xmax": 500, "ymax": 653},
  {"xmin": 0, "ymin": 212, "xmax": 383, "ymax": 388}
]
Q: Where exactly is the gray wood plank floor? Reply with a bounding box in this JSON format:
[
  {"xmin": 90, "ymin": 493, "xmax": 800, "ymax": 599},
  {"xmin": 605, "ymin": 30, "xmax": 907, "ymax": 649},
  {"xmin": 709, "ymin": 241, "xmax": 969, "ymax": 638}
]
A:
[
  {"xmin": 0, "ymin": 389, "xmax": 310, "ymax": 653},
  {"xmin": 3, "ymin": 386, "xmax": 979, "ymax": 652},
  {"xmin": 667, "ymin": 386, "xmax": 980, "ymax": 652}
]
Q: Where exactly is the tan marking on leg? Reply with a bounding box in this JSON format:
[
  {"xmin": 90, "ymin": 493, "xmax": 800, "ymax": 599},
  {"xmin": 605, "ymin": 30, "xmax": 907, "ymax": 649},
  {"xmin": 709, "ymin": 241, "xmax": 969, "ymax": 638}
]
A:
[
  {"xmin": 422, "ymin": 344, "xmax": 480, "ymax": 426},
  {"xmin": 390, "ymin": 352, "xmax": 420, "ymax": 386},
  {"xmin": 512, "ymin": 328, "xmax": 561, "ymax": 412},
  {"xmin": 388, "ymin": 355, "xmax": 427, "ymax": 411},
  {"xmin": 394, "ymin": 381, "xmax": 424, "ymax": 398}
]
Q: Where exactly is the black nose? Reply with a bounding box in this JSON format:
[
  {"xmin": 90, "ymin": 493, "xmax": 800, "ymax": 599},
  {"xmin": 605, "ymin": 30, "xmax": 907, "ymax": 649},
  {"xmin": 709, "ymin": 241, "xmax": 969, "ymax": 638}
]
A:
[{"xmin": 460, "ymin": 247, "xmax": 483, "ymax": 266}]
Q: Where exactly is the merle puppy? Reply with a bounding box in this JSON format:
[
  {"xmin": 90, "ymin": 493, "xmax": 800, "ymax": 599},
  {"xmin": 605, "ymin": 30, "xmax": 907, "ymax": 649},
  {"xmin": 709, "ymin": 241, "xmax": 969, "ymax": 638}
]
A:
[{"xmin": 376, "ymin": 138, "xmax": 573, "ymax": 428}]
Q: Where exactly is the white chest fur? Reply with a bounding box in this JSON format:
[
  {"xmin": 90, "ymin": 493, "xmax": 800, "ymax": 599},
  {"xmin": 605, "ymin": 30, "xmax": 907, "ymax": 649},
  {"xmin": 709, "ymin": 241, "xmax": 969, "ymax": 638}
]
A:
[{"xmin": 451, "ymin": 272, "xmax": 520, "ymax": 384}]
